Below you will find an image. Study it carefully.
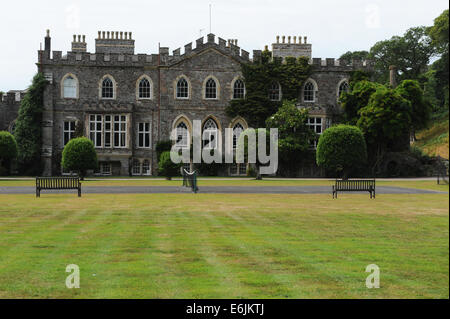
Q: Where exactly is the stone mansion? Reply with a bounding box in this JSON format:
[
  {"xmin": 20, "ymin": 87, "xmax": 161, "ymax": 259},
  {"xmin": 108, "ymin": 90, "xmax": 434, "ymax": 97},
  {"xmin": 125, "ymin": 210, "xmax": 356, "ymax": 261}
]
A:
[{"xmin": 0, "ymin": 31, "xmax": 372, "ymax": 176}]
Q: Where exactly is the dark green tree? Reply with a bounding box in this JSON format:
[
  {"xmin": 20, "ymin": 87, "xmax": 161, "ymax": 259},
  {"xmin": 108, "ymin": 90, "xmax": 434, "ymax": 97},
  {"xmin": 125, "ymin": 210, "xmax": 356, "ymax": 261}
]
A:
[
  {"xmin": 427, "ymin": 9, "xmax": 449, "ymax": 110},
  {"xmin": 339, "ymin": 50, "xmax": 369, "ymax": 65},
  {"xmin": 61, "ymin": 137, "xmax": 98, "ymax": 179},
  {"xmin": 266, "ymin": 100, "xmax": 315, "ymax": 176},
  {"xmin": 316, "ymin": 125, "xmax": 367, "ymax": 178},
  {"xmin": 369, "ymin": 26, "xmax": 435, "ymax": 83},
  {"xmin": 0, "ymin": 131, "xmax": 18, "ymax": 175},
  {"xmin": 357, "ymin": 86, "xmax": 412, "ymax": 172},
  {"xmin": 396, "ymin": 80, "xmax": 432, "ymax": 140},
  {"xmin": 340, "ymin": 80, "xmax": 383, "ymax": 125},
  {"xmin": 14, "ymin": 73, "xmax": 48, "ymax": 175}
]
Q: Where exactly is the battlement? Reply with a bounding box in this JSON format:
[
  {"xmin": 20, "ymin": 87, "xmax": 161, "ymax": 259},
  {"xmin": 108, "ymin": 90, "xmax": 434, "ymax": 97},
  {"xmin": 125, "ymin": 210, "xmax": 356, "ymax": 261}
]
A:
[
  {"xmin": 38, "ymin": 31, "xmax": 250, "ymax": 67},
  {"xmin": 272, "ymin": 35, "xmax": 312, "ymax": 60},
  {"xmin": 310, "ymin": 57, "xmax": 374, "ymax": 69},
  {"xmin": 95, "ymin": 31, "xmax": 135, "ymax": 54}
]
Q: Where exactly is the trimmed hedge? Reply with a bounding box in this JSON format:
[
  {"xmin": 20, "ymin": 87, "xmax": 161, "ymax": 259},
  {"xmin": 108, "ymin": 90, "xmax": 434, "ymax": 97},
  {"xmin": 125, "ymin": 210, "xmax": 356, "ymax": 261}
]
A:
[
  {"xmin": 158, "ymin": 151, "xmax": 181, "ymax": 179},
  {"xmin": 316, "ymin": 125, "xmax": 367, "ymax": 178},
  {"xmin": 61, "ymin": 137, "xmax": 98, "ymax": 178}
]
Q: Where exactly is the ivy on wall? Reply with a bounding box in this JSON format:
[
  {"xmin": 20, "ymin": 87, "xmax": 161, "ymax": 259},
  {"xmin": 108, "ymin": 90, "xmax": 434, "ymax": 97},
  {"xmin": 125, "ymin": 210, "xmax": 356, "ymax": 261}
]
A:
[{"xmin": 226, "ymin": 50, "xmax": 312, "ymax": 127}]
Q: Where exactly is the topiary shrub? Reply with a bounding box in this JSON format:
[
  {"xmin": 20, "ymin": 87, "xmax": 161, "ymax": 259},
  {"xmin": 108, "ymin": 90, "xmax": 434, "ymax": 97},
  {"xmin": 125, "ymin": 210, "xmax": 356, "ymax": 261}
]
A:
[
  {"xmin": 61, "ymin": 137, "xmax": 98, "ymax": 179},
  {"xmin": 155, "ymin": 140, "xmax": 173, "ymax": 162},
  {"xmin": 158, "ymin": 151, "xmax": 181, "ymax": 180},
  {"xmin": 316, "ymin": 125, "xmax": 368, "ymax": 178},
  {"xmin": 0, "ymin": 131, "xmax": 18, "ymax": 176}
]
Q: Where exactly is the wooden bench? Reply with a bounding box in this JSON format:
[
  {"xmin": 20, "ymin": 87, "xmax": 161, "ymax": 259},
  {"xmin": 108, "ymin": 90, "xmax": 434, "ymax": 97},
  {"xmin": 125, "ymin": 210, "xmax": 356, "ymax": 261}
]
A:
[
  {"xmin": 36, "ymin": 177, "xmax": 81, "ymax": 197},
  {"xmin": 332, "ymin": 179, "xmax": 375, "ymax": 199}
]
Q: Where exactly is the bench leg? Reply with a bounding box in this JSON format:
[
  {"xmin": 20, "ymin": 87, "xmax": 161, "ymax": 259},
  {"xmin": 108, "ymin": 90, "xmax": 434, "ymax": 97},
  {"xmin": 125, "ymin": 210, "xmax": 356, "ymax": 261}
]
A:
[
  {"xmin": 36, "ymin": 188, "xmax": 40, "ymax": 198},
  {"xmin": 78, "ymin": 187, "xmax": 81, "ymax": 197}
]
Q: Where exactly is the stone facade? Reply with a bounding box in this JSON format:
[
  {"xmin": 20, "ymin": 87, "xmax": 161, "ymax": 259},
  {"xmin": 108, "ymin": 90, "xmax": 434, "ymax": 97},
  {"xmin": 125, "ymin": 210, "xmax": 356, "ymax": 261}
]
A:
[{"xmin": 2, "ymin": 30, "xmax": 372, "ymax": 176}]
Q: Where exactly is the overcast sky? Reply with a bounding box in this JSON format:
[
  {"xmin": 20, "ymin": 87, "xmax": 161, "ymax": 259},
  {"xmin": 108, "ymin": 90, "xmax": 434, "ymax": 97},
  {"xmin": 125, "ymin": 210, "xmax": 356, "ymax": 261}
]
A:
[{"xmin": 0, "ymin": 0, "xmax": 448, "ymax": 91}]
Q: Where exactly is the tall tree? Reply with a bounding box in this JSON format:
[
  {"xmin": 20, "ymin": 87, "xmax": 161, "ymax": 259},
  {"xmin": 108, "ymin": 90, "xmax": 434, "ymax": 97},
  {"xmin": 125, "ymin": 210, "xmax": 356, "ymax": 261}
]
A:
[
  {"xmin": 427, "ymin": 9, "xmax": 449, "ymax": 109},
  {"xmin": 396, "ymin": 80, "xmax": 431, "ymax": 140},
  {"xmin": 339, "ymin": 50, "xmax": 369, "ymax": 65},
  {"xmin": 14, "ymin": 73, "xmax": 48, "ymax": 175},
  {"xmin": 369, "ymin": 27, "xmax": 435, "ymax": 83},
  {"xmin": 265, "ymin": 100, "xmax": 316, "ymax": 176}
]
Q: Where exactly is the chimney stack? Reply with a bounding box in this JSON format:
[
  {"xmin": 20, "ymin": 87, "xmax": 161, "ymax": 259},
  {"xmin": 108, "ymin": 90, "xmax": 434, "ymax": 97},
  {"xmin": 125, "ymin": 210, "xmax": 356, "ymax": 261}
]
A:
[
  {"xmin": 389, "ymin": 65, "xmax": 397, "ymax": 88},
  {"xmin": 44, "ymin": 29, "xmax": 51, "ymax": 59}
]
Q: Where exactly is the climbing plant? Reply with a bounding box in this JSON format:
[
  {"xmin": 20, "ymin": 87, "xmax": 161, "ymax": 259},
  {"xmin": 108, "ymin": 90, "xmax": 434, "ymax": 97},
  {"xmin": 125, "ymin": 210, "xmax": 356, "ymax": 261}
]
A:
[{"xmin": 226, "ymin": 50, "xmax": 312, "ymax": 128}]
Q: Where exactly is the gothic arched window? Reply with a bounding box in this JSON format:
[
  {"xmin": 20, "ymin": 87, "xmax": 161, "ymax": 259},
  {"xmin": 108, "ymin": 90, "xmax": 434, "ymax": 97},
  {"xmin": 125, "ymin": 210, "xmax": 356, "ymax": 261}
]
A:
[
  {"xmin": 62, "ymin": 75, "xmax": 77, "ymax": 98},
  {"xmin": 233, "ymin": 79, "xmax": 245, "ymax": 99},
  {"xmin": 176, "ymin": 122, "xmax": 189, "ymax": 148},
  {"xmin": 176, "ymin": 77, "xmax": 189, "ymax": 98},
  {"xmin": 138, "ymin": 77, "xmax": 151, "ymax": 99},
  {"xmin": 203, "ymin": 118, "xmax": 218, "ymax": 149},
  {"xmin": 233, "ymin": 123, "xmax": 244, "ymax": 149},
  {"xmin": 205, "ymin": 78, "xmax": 217, "ymax": 99},
  {"xmin": 304, "ymin": 81, "xmax": 315, "ymax": 102},
  {"xmin": 268, "ymin": 82, "xmax": 281, "ymax": 101},
  {"xmin": 338, "ymin": 81, "xmax": 349, "ymax": 99},
  {"xmin": 101, "ymin": 77, "xmax": 114, "ymax": 99}
]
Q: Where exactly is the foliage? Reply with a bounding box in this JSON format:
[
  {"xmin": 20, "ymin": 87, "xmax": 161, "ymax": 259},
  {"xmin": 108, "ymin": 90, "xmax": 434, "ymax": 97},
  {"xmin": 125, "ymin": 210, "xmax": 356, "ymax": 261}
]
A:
[
  {"xmin": 61, "ymin": 137, "xmax": 98, "ymax": 179},
  {"xmin": 158, "ymin": 151, "xmax": 181, "ymax": 179},
  {"xmin": 426, "ymin": 10, "xmax": 449, "ymax": 110},
  {"xmin": 427, "ymin": 9, "xmax": 449, "ymax": 55},
  {"xmin": 316, "ymin": 125, "xmax": 367, "ymax": 178},
  {"xmin": 226, "ymin": 51, "xmax": 312, "ymax": 127},
  {"xmin": 156, "ymin": 140, "xmax": 173, "ymax": 162},
  {"xmin": 369, "ymin": 26, "xmax": 435, "ymax": 83},
  {"xmin": 0, "ymin": 131, "xmax": 18, "ymax": 175},
  {"xmin": 339, "ymin": 50, "xmax": 369, "ymax": 65},
  {"xmin": 13, "ymin": 73, "xmax": 48, "ymax": 175},
  {"xmin": 396, "ymin": 80, "xmax": 432, "ymax": 135},
  {"xmin": 357, "ymin": 86, "xmax": 412, "ymax": 171},
  {"xmin": 265, "ymin": 100, "xmax": 316, "ymax": 176},
  {"xmin": 340, "ymin": 80, "xmax": 383, "ymax": 125}
]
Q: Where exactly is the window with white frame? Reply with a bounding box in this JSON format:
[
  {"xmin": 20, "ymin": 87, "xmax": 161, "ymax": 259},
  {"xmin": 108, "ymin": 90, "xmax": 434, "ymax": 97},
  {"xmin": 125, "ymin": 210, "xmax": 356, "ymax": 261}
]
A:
[
  {"xmin": 137, "ymin": 122, "xmax": 151, "ymax": 148},
  {"xmin": 307, "ymin": 117, "xmax": 323, "ymax": 149},
  {"xmin": 101, "ymin": 77, "xmax": 114, "ymax": 99},
  {"xmin": 203, "ymin": 118, "xmax": 218, "ymax": 149},
  {"xmin": 176, "ymin": 78, "xmax": 189, "ymax": 98},
  {"xmin": 89, "ymin": 115, "xmax": 103, "ymax": 147},
  {"xmin": 63, "ymin": 75, "xmax": 77, "ymax": 98},
  {"xmin": 304, "ymin": 81, "xmax": 315, "ymax": 102},
  {"xmin": 114, "ymin": 115, "xmax": 127, "ymax": 148},
  {"xmin": 63, "ymin": 121, "xmax": 76, "ymax": 146},
  {"xmin": 233, "ymin": 123, "xmax": 244, "ymax": 150},
  {"xmin": 205, "ymin": 78, "xmax": 217, "ymax": 99},
  {"xmin": 138, "ymin": 78, "xmax": 151, "ymax": 99},
  {"xmin": 338, "ymin": 81, "xmax": 349, "ymax": 100},
  {"xmin": 233, "ymin": 79, "xmax": 245, "ymax": 99},
  {"xmin": 142, "ymin": 160, "xmax": 151, "ymax": 175},
  {"xmin": 269, "ymin": 82, "xmax": 281, "ymax": 101},
  {"xmin": 104, "ymin": 115, "xmax": 112, "ymax": 148},
  {"xmin": 89, "ymin": 114, "xmax": 128, "ymax": 149},
  {"xmin": 100, "ymin": 162, "xmax": 112, "ymax": 175},
  {"xmin": 132, "ymin": 159, "xmax": 141, "ymax": 175},
  {"xmin": 176, "ymin": 122, "xmax": 189, "ymax": 148}
]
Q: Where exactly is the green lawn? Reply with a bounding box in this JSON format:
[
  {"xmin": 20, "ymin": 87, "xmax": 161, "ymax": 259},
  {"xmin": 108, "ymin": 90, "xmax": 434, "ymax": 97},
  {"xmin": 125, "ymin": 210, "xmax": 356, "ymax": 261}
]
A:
[{"xmin": 0, "ymin": 192, "xmax": 448, "ymax": 298}]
